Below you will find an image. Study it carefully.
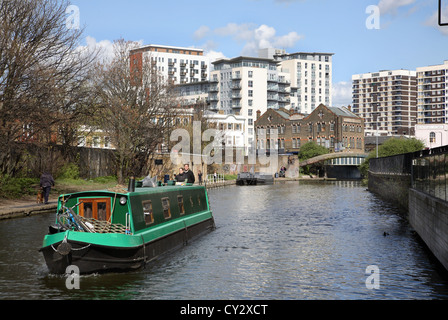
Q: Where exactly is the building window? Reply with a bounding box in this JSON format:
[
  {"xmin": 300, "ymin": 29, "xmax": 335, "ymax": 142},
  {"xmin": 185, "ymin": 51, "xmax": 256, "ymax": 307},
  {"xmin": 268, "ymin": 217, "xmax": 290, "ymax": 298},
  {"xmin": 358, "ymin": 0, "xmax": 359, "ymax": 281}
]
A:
[{"xmin": 430, "ymin": 132, "xmax": 436, "ymax": 143}]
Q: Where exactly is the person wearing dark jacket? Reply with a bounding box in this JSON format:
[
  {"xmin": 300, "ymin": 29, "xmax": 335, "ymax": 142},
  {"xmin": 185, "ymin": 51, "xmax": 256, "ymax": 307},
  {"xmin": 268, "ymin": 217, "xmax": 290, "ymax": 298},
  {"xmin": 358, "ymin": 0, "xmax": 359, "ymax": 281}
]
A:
[
  {"xmin": 183, "ymin": 164, "xmax": 195, "ymax": 184},
  {"xmin": 175, "ymin": 168, "xmax": 186, "ymax": 182},
  {"xmin": 40, "ymin": 172, "xmax": 54, "ymax": 204}
]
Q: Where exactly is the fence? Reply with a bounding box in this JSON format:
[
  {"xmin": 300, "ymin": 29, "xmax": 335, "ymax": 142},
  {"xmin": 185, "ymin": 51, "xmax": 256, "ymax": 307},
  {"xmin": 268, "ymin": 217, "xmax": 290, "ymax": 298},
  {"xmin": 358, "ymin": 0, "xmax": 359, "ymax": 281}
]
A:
[
  {"xmin": 412, "ymin": 145, "xmax": 448, "ymax": 202},
  {"xmin": 369, "ymin": 152, "xmax": 414, "ymax": 175},
  {"xmin": 204, "ymin": 173, "xmax": 225, "ymax": 185}
]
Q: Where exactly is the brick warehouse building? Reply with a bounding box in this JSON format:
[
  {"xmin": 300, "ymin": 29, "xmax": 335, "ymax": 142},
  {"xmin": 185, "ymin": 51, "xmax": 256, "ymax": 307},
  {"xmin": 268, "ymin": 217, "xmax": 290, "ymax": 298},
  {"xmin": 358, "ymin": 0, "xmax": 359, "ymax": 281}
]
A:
[{"xmin": 255, "ymin": 104, "xmax": 364, "ymax": 154}]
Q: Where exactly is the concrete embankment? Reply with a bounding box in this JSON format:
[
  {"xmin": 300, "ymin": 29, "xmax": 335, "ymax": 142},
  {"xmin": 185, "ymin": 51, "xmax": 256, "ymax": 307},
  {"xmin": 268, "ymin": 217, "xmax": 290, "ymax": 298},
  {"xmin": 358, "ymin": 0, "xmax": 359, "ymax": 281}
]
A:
[{"xmin": 0, "ymin": 202, "xmax": 58, "ymax": 220}]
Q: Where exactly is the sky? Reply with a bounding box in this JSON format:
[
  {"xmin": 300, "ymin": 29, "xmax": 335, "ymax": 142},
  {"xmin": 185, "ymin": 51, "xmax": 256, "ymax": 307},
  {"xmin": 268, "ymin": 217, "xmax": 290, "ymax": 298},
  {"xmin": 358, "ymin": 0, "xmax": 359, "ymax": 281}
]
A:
[{"xmin": 71, "ymin": 0, "xmax": 448, "ymax": 106}]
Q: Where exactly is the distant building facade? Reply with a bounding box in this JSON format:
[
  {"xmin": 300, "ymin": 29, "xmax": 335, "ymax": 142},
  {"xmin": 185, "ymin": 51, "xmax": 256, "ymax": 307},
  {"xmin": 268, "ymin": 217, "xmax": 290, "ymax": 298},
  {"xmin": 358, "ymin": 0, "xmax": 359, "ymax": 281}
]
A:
[
  {"xmin": 274, "ymin": 51, "xmax": 334, "ymax": 114},
  {"xmin": 129, "ymin": 44, "xmax": 210, "ymax": 85},
  {"xmin": 352, "ymin": 69, "xmax": 417, "ymax": 137},
  {"xmin": 415, "ymin": 124, "xmax": 448, "ymax": 149},
  {"xmin": 255, "ymin": 104, "xmax": 364, "ymax": 154},
  {"xmin": 210, "ymin": 56, "xmax": 290, "ymax": 154},
  {"xmin": 416, "ymin": 60, "xmax": 448, "ymax": 125}
]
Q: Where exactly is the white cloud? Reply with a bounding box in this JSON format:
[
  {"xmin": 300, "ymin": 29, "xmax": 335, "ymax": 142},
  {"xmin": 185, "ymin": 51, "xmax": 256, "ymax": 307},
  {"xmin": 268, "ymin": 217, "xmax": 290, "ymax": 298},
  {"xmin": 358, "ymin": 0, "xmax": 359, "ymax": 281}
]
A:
[
  {"xmin": 272, "ymin": 31, "xmax": 303, "ymax": 48},
  {"xmin": 377, "ymin": 0, "xmax": 416, "ymax": 15},
  {"xmin": 332, "ymin": 81, "xmax": 353, "ymax": 107},
  {"xmin": 193, "ymin": 25, "xmax": 210, "ymax": 40},
  {"xmin": 197, "ymin": 23, "xmax": 303, "ymax": 57},
  {"xmin": 205, "ymin": 50, "xmax": 227, "ymax": 63},
  {"xmin": 425, "ymin": 5, "xmax": 448, "ymax": 36},
  {"xmin": 76, "ymin": 36, "xmax": 145, "ymax": 63}
]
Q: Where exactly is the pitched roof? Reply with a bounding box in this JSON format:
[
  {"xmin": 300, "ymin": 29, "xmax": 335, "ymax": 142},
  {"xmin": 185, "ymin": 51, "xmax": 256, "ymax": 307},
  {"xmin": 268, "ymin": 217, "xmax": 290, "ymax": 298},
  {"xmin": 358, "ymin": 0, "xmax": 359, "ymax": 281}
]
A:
[{"xmin": 328, "ymin": 106, "xmax": 358, "ymax": 118}]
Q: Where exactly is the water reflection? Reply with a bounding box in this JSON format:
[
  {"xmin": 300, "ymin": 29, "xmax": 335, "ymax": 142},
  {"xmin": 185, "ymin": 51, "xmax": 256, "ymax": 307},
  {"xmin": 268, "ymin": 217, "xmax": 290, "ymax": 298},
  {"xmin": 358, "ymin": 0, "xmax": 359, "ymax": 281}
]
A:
[{"xmin": 0, "ymin": 181, "xmax": 448, "ymax": 299}]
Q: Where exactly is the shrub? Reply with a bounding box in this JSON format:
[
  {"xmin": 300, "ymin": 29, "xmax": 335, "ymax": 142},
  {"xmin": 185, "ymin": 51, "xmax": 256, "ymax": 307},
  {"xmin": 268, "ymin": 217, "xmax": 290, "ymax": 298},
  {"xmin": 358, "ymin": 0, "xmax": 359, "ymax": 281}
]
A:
[
  {"xmin": 0, "ymin": 175, "xmax": 39, "ymax": 199},
  {"xmin": 57, "ymin": 163, "xmax": 80, "ymax": 180}
]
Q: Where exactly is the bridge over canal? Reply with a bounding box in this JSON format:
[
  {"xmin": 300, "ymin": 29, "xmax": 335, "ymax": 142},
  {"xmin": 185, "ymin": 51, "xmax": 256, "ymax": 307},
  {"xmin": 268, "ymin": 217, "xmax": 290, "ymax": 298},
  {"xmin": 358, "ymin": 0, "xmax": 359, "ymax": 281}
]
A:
[
  {"xmin": 298, "ymin": 152, "xmax": 368, "ymax": 167},
  {"xmin": 288, "ymin": 152, "xmax": 368, "ymax": 180}
]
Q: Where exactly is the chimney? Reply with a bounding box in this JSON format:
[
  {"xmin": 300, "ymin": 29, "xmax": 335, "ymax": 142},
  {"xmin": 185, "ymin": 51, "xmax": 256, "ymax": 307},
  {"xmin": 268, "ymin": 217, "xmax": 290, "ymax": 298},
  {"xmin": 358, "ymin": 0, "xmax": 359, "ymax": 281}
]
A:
[
  {"xmin": 128, "ymin": 177, "xmax": 135, "ymax": 192},
  {"xmin": 256, "ymin": 110, "xmax": 261, "ymax": 120}
]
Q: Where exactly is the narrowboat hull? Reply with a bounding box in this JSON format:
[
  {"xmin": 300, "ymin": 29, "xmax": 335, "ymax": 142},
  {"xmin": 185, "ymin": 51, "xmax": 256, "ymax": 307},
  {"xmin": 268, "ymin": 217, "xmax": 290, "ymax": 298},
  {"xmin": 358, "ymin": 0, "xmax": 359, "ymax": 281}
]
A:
[{"xmin": 40, "ymin": 216, "xmax": 215, "ymax": 274}]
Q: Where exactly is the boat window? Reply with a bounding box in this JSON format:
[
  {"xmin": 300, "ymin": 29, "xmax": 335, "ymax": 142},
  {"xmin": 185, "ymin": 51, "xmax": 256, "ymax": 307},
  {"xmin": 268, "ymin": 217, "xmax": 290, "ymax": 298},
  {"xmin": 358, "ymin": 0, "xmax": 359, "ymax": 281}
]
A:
[
  {"xmin": 143, "ymin": 200, "xmax": 154, "ymax": 225},
  {"xmin": 83, "ymin": 202, "xmax": 93, "ymax": 218},
  {"xmin": 97, "ymin": 202, "xmax": 107, "ymax": 220},
  {"xmin": 79, "ymin": 198, "xmax": 111, "ymax": 221},
  {"xmin": 178, "ymin": 195, "xmax": 185, "ymax": 215},
  {"xmin": 162, "ymin": 197, "xmax": 171, "ymax": 219}
]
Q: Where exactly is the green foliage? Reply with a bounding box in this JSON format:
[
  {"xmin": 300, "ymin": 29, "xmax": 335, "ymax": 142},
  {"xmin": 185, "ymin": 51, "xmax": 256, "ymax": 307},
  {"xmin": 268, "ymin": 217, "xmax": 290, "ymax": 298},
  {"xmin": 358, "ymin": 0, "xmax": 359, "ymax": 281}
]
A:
[
  {"xmin": 298, "ymin": 142, "xmax": 329, "ymax": 161},
  {"xmin": 56, "ymin": 163, "xmax": 80, "ymax": 180},
  {"xmin": 297, "ymin": 142, "xmax": 329, "ymax": 175},
  {"xmin": 0, "ymin": 175, "xmax": 39, "ymax": 199},
  {"xmin": 92, "ymin": 176, "xmax": 117, "ymax": 184},
  {"xmin": 359, "ymin": 137, "xmax": 425, "ymax": 177}
]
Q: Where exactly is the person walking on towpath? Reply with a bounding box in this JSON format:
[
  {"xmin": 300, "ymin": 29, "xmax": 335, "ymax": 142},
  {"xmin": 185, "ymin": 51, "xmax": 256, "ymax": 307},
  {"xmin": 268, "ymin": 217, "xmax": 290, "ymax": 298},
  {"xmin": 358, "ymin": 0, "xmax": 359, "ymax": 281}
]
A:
[{"xmin": 40, "ymin": 172, "xmax": 54, "ymax": 204}]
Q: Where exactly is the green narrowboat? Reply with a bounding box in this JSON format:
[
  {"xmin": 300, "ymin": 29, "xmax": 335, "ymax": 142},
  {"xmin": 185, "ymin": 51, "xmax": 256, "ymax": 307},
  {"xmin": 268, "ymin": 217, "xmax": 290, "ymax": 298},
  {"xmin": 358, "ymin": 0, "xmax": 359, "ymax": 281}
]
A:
[{"xmin": 40, "ymin": 179, "xmax": 215, "ymax": 274}]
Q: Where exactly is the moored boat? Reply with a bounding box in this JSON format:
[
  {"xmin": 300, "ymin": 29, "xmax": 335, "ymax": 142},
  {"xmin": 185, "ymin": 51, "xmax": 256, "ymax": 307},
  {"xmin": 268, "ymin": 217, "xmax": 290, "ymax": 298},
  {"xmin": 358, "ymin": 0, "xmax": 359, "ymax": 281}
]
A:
[
  {"xmin": 40, "ymin": 178, "xmax": 215, "ymax": 274},
  {"xmin": 236, "ymin": 172, "xmax": 274, "ymax": 185}
]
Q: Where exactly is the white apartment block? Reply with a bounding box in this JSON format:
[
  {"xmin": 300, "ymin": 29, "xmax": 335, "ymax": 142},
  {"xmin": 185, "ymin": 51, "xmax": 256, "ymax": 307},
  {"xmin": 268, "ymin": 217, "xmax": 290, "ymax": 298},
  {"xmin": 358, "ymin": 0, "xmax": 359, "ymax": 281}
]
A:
[
  {"xmin": 416, "ymin": 60, "xmax": 448, "ymax": 125},
  {"xmin": 210, "ymin": 56, "xmax": 289, "ymax": 155},
  {"xmin": 130, "ymin": 44, "xmax": 211, "ymax": 85},
  {"xmin": 274, "ymin": 52, "xmax": 333, "ymax": 114},
  {"xmin": 352, "ymin": 69, "xmax": 417, "ymax": 136},
  {"xmin": 174, "ymin": 81, "xmax": 210, "ymax": 107}
]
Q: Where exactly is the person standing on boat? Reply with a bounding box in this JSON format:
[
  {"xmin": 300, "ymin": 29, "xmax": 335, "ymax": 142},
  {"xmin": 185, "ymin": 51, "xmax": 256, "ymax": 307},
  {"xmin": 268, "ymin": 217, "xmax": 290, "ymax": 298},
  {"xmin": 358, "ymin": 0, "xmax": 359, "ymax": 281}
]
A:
[
  {"xmin": 40, "ymin": 171, "xmax": 54, "ymax": 204},
  {"xmin": 175, "ymin": 168, "xmax": 186, "ymax": 182},
  {"xmin": 183, "ymin": 163, "xmax": 195, "ymax": 184}
]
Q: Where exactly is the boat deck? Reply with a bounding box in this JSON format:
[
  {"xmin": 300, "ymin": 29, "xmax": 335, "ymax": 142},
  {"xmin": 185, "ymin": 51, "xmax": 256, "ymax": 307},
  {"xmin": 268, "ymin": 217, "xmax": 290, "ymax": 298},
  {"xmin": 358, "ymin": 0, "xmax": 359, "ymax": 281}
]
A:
[{"xmin": 79, "ymin": 216, "xmax": 128, "ymax": 234}]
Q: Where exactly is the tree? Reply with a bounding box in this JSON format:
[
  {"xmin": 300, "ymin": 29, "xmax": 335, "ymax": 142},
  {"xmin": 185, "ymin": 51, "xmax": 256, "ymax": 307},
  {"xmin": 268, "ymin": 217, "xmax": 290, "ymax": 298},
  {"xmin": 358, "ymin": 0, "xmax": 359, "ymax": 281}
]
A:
[
  {"xmin": 92, "ymin": 39, "xmax": 180, "ymax": 184},
  {"xmin": 298, "ymin": 141, "xmax": 329, "ymax": 176},
  {"xmin": 298, "ymin": 141, "xmax": 329, "ymax": 161},
  {"xmin": 0, "ymin": 0, "xmax": 98, "ymax": 176},
  {"xmin": 359, "ymin": 137, "xmax": 425, "ymax": 178}
]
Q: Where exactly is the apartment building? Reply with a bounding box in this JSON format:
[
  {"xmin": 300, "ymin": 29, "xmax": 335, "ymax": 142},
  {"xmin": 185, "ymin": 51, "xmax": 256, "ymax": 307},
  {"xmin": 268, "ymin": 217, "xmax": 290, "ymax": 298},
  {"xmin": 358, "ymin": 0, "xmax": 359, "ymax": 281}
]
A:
[
  {"xmin": 129, "ymin": 44, "xmax": 210, "ymax": 85},
  {"xmin": 274, "ymin": 51, "xmax": 333, "ymax": 114},
  {"xmin": 352, "ymin": 69, "xmax": 417, "ymax": 136},
  {"xmin": 210, "ymin": 56, "xmax": 290, "ymax": 154},
  {"xmin": 174, "ymin": 81, "xmax": 211, "ymax": 107},
  {"xmin": 255, "ymin": 104, "xmax": 364, "ymax": 153},
  {"xmin": 416, "ymin": 60, "xmax": 448, "ymax": 125}
]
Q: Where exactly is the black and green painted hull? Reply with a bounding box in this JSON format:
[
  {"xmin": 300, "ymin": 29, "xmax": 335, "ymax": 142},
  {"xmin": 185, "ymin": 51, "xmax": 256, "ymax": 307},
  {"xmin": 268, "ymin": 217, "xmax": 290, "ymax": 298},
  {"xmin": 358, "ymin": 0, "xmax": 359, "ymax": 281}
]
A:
[{"xmin": 40, "ymin": 184, "xmax": 214, "ymax": 274}]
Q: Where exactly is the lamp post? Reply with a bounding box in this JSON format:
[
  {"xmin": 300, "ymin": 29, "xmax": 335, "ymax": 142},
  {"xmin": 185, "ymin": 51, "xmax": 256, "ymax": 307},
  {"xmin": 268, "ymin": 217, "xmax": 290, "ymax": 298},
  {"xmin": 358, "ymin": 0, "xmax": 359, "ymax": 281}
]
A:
[{"xmin": 372, "ymin": 112, "xmax": 380, "ymax": 158}]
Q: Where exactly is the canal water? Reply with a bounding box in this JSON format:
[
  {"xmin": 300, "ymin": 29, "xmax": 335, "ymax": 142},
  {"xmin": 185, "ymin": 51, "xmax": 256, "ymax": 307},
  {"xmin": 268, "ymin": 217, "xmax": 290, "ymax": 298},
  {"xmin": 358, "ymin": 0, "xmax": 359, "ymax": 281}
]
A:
[{"xmin": 1, "ymin": 181, "xmax": 448, "ymax": 300}]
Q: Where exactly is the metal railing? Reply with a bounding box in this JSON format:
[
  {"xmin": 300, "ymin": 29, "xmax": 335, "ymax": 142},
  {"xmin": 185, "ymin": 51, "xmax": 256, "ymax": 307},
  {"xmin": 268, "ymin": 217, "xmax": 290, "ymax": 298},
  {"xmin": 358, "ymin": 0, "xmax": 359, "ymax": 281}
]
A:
[
  {"xmin": 204, "ymin": 173, "xmax": 225, "ymax": 185},
  {"xmin": 369, "ymin": 152, "xmax": 414, "ymax": 175},
  {"xmin": 412, "ymin": 145, "xmax": 448, "ymax": 202}
]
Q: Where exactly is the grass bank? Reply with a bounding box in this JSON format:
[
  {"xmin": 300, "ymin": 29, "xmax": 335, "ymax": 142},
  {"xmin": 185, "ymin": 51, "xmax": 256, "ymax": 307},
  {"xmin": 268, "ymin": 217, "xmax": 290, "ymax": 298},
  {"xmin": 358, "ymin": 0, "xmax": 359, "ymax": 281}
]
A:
[{"xmin": 0, "ymin": 175, "xmax": 118, "ymax": 201}]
